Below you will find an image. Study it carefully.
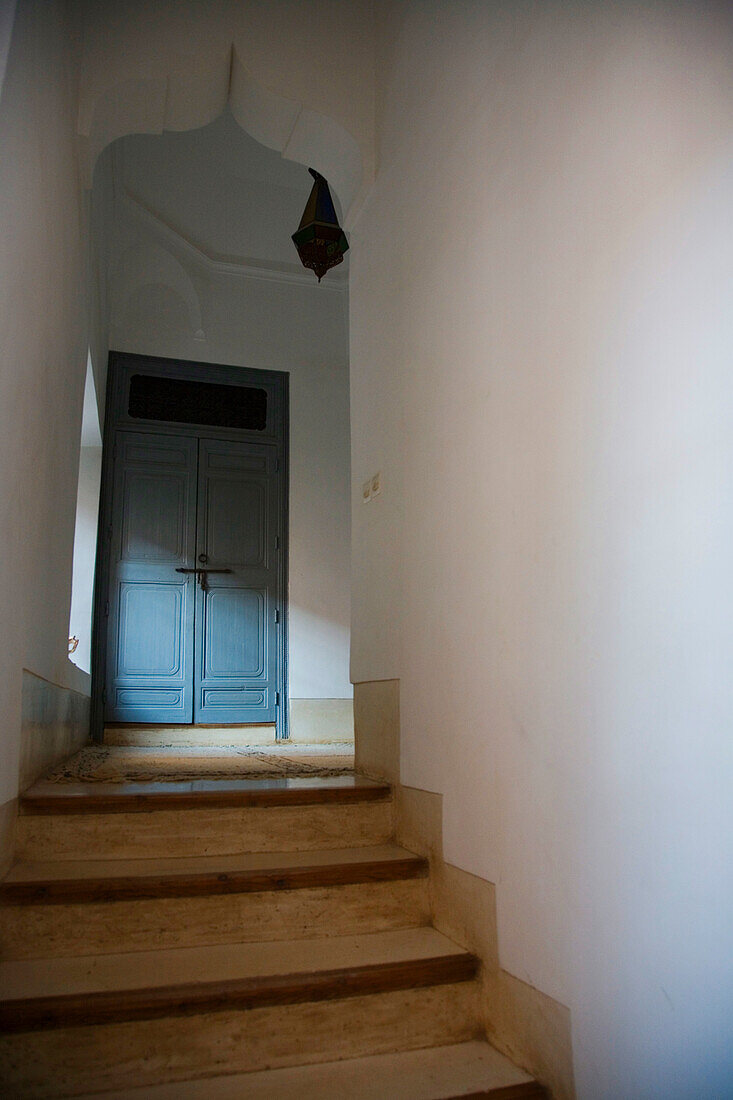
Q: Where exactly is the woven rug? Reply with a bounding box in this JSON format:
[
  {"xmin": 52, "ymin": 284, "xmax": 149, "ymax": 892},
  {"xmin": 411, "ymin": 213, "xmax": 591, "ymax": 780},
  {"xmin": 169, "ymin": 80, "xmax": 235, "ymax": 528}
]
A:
[{"xmin": 45, "ymin": 745, "xmax": 355, "ymax": 783}]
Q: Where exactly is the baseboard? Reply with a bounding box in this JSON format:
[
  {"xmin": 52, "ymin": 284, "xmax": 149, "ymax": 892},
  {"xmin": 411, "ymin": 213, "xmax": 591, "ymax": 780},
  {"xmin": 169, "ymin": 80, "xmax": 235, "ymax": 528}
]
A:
[
  {"xmin": 288, "ymin": 699, "xmax": 354, "ymax": 743},
  {"xmin": 0, "ymin": 797, "xmax": 17, "ymax": 877},
  {"xmin": 353, "ymin": 680, "xmax": 399, "ymax": 780},
  {"xmin": 394, "ymin": 783, "xmax": 575, "ymax": 1100},
  {"xmin": 104, "ymin": 725, "xmax": 277, "ymax": 747},
  {"xmin": 353, "ymin": 680, "xmax": 575, "ymax": 1100},
  {"xmin": 19, "ymin": 670, "xmax": 90, "ymax": 791}
]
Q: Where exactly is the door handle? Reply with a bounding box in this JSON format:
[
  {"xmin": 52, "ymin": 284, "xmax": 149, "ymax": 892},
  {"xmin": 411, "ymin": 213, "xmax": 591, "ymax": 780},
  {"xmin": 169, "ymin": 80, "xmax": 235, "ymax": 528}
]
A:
[
  {"xmin": 175, "ymin": 568, "xmax": 233, "ymax": 574},
  {"xmin": 176, "ymin": 567, "xmax": 232, "ymax": 592}
]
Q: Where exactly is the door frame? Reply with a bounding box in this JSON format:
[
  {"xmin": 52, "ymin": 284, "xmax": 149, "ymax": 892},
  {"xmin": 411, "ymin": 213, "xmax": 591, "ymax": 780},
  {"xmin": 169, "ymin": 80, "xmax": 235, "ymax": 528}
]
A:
[{"xmin": 91, "ymin": 351, "xmax": 290, "ymax": 741}]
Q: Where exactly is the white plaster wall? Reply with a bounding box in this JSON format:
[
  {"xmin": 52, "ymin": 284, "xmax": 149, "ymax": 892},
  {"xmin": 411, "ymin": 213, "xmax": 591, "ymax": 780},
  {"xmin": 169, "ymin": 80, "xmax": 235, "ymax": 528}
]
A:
[
  {"xmin": 0, "ymin": 0, "xmax": 88, "ymax": 812},
  {"xmin": 69, "ymin": 446, "xmax": 103, "ymax": 674},
  {"xmin": 101, "ymin": 133, "xmax": 353, "ymax": 701},
  {"xmin": 350, "ymin": 2, "xmax": 733, "ymax": 1096},
  {"xmin": 0, "ymin": 1, "xmax": 17, "ymax": 101}
]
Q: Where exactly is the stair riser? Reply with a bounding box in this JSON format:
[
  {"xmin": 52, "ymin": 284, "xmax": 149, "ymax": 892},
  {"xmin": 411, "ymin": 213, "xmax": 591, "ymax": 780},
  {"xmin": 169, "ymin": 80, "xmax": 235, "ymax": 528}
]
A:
[
  {"xmin": 0, "ymin": 880, "xmax": 430, "ymax": 959},
  {"xmin": 0, "ymin": 983, "xmax": 480, "ymax": 1097},
  {"xmin": 15, "ymin": 801, "xmax": 393, "ymax": 860}
]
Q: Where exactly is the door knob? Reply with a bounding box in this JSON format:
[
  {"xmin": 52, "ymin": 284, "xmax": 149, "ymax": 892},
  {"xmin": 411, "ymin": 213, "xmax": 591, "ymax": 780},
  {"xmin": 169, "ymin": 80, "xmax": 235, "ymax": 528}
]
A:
[{"xmin": 198, "ymin": 554, "xmax": 208, "ymax": 564}]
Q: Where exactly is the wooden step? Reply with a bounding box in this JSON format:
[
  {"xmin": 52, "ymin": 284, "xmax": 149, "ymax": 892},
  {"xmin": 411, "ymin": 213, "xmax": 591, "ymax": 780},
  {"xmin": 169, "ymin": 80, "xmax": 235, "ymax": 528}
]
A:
[
  {"xmin": 77, "ymin": 1041, "xmax": 547, "ymax": 1099},
  {"xmin": 20, "ymin": 775, "xmax": 388, "ymax": 815},
  {"xmin": 0, "ymin": 844, "xmax": 427, "ymax": 905},
  {"xmin": 0, "ymin": 927, "xmax": 477, "ymax": 1032},
  {"xmin": 0, "ymin": 984, "xmax": 481, "ymax": 1098},
  {"xmin": 0, "ymin": 846, "xmax": 431, "ymax": 959},
  {"xmin": 0, "ymin": 931, "xmax": 481, "ymax": 1096},
  {"xmin": 15, "ymin": 785, "xmax": 393, "ymax": 861}
]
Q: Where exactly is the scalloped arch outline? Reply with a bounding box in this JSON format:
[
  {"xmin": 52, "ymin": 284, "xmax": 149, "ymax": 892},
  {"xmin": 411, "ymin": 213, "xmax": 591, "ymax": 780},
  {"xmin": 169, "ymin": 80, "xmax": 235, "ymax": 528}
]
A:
[{"xmin": 79, "ymin": 45, "xmax": 364, "ymax": 223}]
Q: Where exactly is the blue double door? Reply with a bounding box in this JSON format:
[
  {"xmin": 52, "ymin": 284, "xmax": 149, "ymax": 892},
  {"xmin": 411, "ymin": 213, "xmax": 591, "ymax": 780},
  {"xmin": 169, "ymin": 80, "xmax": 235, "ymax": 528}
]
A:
[{"xmin": 105, "ymin": 430, "xmax": 281, "ymax": 725}]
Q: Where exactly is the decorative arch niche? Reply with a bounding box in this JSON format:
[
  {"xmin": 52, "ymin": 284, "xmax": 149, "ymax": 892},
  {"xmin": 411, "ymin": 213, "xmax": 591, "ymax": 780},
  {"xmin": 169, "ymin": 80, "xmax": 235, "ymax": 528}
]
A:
[{"xmin": 78, "ymin": 42, "xmax": 366, "ymax": 223}]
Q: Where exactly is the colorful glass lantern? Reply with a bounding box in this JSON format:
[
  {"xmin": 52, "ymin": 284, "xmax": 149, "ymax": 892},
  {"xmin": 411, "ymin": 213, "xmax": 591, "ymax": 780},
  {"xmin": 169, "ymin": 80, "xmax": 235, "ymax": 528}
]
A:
[{"xmin": 292, "ymin": 168, "xmax": 349, "ymax": 281}]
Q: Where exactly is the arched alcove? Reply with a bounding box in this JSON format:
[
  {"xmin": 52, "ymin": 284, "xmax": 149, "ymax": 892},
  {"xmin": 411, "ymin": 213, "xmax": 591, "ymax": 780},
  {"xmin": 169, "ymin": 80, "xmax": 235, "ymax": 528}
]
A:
[{"xmin": 84, "ymin": 28, "xmax": 357, "ymax": 743}]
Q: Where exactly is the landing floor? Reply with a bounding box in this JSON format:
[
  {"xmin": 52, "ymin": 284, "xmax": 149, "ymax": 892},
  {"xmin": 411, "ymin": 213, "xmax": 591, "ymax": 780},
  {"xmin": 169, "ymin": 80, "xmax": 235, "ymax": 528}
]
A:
[{"xmin": 40, "ymin": 742, "xmax": 355, "ymax": 784}]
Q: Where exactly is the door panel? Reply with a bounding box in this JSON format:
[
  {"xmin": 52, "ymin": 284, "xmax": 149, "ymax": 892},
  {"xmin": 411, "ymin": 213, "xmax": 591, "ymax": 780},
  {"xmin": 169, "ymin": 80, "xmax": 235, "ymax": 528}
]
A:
[
  {"xmin": 117, "ymin": 583, "xmax": 184, "ymax": 674},
  {"xmin": 194, "ymin": 439, "xmax": 279, "ymax": 723},
  {"xmin": 120, "ymin": 473, "xmax": 188, "ymax": 561},
  {"xmin": 105, "ymin": 432, "xmax": 197, "ymax": 723},
  {"xmin": 206, "ymin": 479, "xmax": 266, "ymax": 565},
  {"xmin": 204, "ymin": 589, "xmax": 265, "ymax": 677}
]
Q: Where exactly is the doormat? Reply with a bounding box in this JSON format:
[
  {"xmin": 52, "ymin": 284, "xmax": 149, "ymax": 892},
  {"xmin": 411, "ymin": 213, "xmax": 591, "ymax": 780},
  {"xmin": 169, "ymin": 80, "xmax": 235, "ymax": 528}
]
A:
[{"xmin": 44, "ymin": 745, "xmax": 355, "ymax": 783}]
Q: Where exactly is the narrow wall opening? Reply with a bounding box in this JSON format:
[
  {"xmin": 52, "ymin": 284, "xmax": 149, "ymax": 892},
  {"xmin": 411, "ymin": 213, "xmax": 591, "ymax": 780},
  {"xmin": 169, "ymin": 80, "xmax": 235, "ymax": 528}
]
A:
[{"xmin": 68, "ymin": 353, "xmax": 103, "ymax": 675}]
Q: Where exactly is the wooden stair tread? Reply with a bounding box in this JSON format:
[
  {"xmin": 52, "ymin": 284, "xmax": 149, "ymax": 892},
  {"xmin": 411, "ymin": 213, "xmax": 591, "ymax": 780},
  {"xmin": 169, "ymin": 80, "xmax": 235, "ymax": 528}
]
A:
[
  {"xmin": 0, "ymin": 843, "xmax": 427, "ymax": 904},
  {"xmin": 0, "ymin": 926, "xmax": 464, "ymax": 996},
  {"xmin": 0, "ymin": 928, "xmax": 478, "ymax": 1031},
  {"xmin": 20, "ymin": 774, "xmax": 389, "ymax": 814},
  {"xmin": 77, "ymin": 1042, "xmax": 545, "ymax": 1099}
]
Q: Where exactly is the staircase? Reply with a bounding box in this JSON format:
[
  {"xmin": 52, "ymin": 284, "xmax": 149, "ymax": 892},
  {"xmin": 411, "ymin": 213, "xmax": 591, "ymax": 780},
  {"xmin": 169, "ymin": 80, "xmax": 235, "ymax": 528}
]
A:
[{"xmin": 0, "ymin": 773, "xmax": 547, "ymax": 1097}]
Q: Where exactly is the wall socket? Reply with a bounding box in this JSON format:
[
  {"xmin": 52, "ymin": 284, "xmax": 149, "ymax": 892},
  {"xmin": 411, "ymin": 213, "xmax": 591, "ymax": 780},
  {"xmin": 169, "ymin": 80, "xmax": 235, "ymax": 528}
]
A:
[{"xmin": 362, "ymin": 471, "xmax": 382, "ymax": 503}]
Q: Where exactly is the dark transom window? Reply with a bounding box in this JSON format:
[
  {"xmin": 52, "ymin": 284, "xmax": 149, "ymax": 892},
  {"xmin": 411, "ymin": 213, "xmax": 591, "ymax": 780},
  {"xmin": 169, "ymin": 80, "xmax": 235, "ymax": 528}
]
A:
[{"xmin": 128, "ymin": 374, "xmax": 268, "ymax": 431}]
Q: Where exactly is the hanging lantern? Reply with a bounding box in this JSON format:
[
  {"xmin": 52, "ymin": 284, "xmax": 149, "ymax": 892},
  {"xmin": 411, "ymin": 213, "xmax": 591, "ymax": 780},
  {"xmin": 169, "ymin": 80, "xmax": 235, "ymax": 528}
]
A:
[{"xmin": 292, "ymin": 168, "xmax": 349, "ymax": 281}]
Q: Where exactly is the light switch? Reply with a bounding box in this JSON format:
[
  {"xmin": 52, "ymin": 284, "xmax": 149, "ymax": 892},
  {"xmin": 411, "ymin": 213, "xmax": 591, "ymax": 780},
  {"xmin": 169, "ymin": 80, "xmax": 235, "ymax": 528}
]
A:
[
  {"xmin": 371, "ymin": 471, "xmax": 382, "ymax": 497},
  {"xmin": 362, "ymin": 479, "xmax": 372, "ymax": 504}
]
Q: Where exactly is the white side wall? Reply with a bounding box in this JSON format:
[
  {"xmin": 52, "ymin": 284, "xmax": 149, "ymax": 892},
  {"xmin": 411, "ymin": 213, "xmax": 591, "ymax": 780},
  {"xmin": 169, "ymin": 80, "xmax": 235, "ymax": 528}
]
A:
[
  {"xmin": 351, "ymin": 2, "xmax": 733, "ymax": 1096},
  {"xmin": 0, "ymin": 0, "xmax": 88, "ymax": 819},
  {"xmin": 100, "ymin": 145, "xmax": 352, "ymax": 701},
  {"xmin": 0, "ymin": 2, "xmax": 17, "ymax": 101},
  {"xmin": 69, "ymin": 446, "xmax": 103, "ymax": 675}
]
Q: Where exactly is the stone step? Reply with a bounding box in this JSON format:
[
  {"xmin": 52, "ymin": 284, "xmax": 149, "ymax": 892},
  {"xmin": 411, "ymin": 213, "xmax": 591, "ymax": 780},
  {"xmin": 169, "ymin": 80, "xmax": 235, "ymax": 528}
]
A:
[
  {"xmin": 15, "ymin": 780, "xmax": 393, "ymax": 861},
  {"xmin": 20, "ymin": 775, "xmax": 386, "ymax": 815},
  {"xmin": 104, "ymin": 724, "xmax": 277, "ymax": 747},
  {"xmin": 0, "ymin": 927, "xmax": 478, "ymax": 1031},
  {"xmin": 0, "ymin": 845, "xmax": 430, "ymax": 958},
  {"xmin": 0, "ymin": 929, "xmax": 481, "ymax": 1096},
  {"xmin": 77, "ymin": 1041, "xmax": 547, "ymax": 1099},
  {"xmin": 0, "ymin": 843, "xmax": 426, "ymax": 904}
]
